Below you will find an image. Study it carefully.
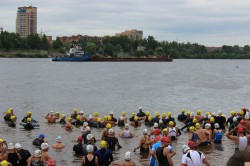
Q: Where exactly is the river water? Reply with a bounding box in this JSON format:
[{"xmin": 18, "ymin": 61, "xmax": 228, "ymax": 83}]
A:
[{"xmin": 1, "ymin": 59, "xmax": 250, "ymax": 166}]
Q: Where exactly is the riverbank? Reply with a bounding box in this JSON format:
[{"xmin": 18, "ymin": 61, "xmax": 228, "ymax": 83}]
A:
[{"xmin": 0, "ymin": 50, "xmax": 60, "ymax": 58}]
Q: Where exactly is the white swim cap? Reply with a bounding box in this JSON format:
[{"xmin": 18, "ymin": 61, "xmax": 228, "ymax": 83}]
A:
[
  {"xmin": 56, "ymin": 136, "xmax": 62, "ymax": 143},
  {"xmin": 124, "ymin": 151, "xmax": 131, "ymax": 161},
  {"xmin": 205, "ymin": 123, "xmax": 211, "ymax": 129},
  {"xmin": 159, "ymin": 119, "xmax": 163, "ymax": 124},
  {"xmin": 87, "ymin": 134, "xmax": 94, "ymax": 141},
  {"xmin": 154, "ymin": 122, "xmax": 158, "ymax": 128},
  {"xmin": 8, "ymin": 143, "xmax": 14, "ymax": 150},
  {"xmin": 143, "ymin": 129, "xmax": 148, "ymax": 135},
  {"xmin": 182, "ymin": 145, "xmax": 190, "ymax": 153},
  {"xmin": 83, "ymin": 122, "xmax": 88, "ymax": 127},
  {"xmin": 41, "ymin": 143, "xmax": 49, "ymax": 150},
  {"xmin": 86, "ymin": 145, "xmax": 94, "ymax": 153},
  {"xmin": 14, "ymin": 143, "xmax": 22, "ymax": 149},
  {"xmin": 214, "ymin": 123, "xmax": 219, "ymax": 129},
  {"xmin": 108, "ymin": 128, "xmax": 114, "ymax": 134},
  {"xmin": 233, "ymin": 117, "xmax": 237, "ymax": 122},
  {"xmin": 34, "ymin": 149, "xmax": 42, "ymax": 157},
  {"xmin": 125, "ymin": 123, "xmax": 129, "ymax": 129}
]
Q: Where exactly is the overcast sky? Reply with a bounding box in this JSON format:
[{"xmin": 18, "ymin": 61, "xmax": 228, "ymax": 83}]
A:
[{"xmin": 1, "ymin": 0, "xmax": 250, "ymax": 46}]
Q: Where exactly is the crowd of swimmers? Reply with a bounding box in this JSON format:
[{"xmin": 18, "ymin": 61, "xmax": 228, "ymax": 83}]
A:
[{"xmin": 1, "ymin": 106, "xmax": 250, "ymax": 166}]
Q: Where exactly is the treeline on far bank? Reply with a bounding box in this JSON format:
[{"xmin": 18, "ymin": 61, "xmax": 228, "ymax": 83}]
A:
[{"xmin": 1, "ymin": 31, "xmax": 250, "ymax": 59}]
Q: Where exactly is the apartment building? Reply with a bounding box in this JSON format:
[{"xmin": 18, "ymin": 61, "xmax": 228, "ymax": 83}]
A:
[
  {"xmin": 116, "ymin": 29, "xmax": 143, "ymax": 41},
  {"xmin": 16, "ymin": 6, "xmax": 37, "ymax": 38}
]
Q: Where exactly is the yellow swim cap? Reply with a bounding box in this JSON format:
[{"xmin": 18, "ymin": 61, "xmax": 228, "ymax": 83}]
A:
[
  {"xmin": 122, "ymin": 112, "xmax": 126, "ymax": 116},
  {"xmin": 94, "ymin": 112, "xmax": 98, "ymax": 117},
  {"xmin": 100, "ymin": 141, "xmax": 107, "ymax": 148},
  {"xmin": 155, "ymin": 112, "xmax": 159, "ymax": 117},
  {"xmin": 189, "ymin": 126, "xmax": 195, "ymax": 132},
  {"xmin": 27, "ymin": 118, "xmax": 32, "ymax": 122},
  {"xmin": 168, "ymin": 112, "xmax": 172, "ymax": 117},
  {"xmin": 97, "ymin": 117, "xmax": 102, "ymax": 122},
  {"xmin": 0, "ymin": 139, "xmax": 5, "ymax": 143},
  {"xmin": 210, "ymin": 117, "xmax": 215, "ymax": 122},
  {"xmin": 67, "ymin": 117, "xmax": 72, "ymax": 122},
  {"xmin": 197, "ymin": 110, "xmax": 201, "ymax": 115},
  {"xmin": 195, "ymin": 123, "xmax": 200, "ymax": 129},
  {"xmin": 134, "ymin": 116, "xmax": 138, "ymax": 121},
  {"xmin": 27, "ymin": 111, "xmax": 32, "ymax": 115},
  {"xmin": 192, "ymin": 118, "xmax": 197, "ymax": 123},
  {"xmin": 1, "ymin": 160, "xmax": 8, "ymax": 166},
  {"xmin": 9, "ymin": 108, "xmax": 13, "ymax": 111},
  {"xmin": 106, "ymin": 123, "xmax": 111, "ymax": 129},
  {"xmin": 103, "ymin": 116, "xmax": 108, "ymax": 121},
  {"xmin": 76, "ymin": 115, "xmax": 80, "ymax": 120},
  {"xmin": 162, "ymin": 113, "xmax": 166, "ymax": 118},
  {"xmin": 181, "ymin": 108, "xmax": 185, "ymax": 113},
  {"xmin": 148, "ymin": 116, "xmax": 152, "ymax": 121},
  {"xmin": 239, "ymin": 110, "xmax": 244, "ymax": 115},
  {"xmin": 107, "ymin": 116, "xmax": 112, "ymax": 121},
  {"xmin": 187, "ymin": 111, "xmax": 191, "ymax": 115},
  {"xmin": 231, "ymin": 111, "xmax": 236, "ymax": 116},
  {"xmin": 163, "ymin": 128, "xmax": 168, "ymax": 132},
  {"xmin": 73, "ymin": 108, "xmax": 77, "ymax": 113},
  {"xmin": 169, "ymin": 121, "xmax": 174, "ymax": 126},
  {"xmin": 10, "ymin": 116, "xmax": 15, "ymax": 121},
  {"xmin": 56, "ymin": 112, "xmax": 60, "ymax": 115},
  {"xmin": 61, "ymin": 114, "xmax": 66, "ymax": 118},
  {"xmin": 206, "ymin": 112, "xmax": 210, "ymax": 116},
  {"xmin": 145, "ymin": 111, "xmax": 150, "ymax": 116},
  {"xmin": 131, "ymin": 112, "xmax": 135, "ymax": 117},
  {"xmin": 7, "ymin": 109, "xmax": 11, "ymax": 114}
]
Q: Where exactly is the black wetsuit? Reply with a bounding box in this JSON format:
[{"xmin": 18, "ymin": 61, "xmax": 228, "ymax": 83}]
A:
[
  {"xmin": 73, "ymin": 142, "xmax": 83, "ymax": 155},
  {"xmin": 178, "ymin": 114, "xmax": 187, "ymax": 122},
  {"xmin": 105, "ymin": 137, "xmax": 121, "ymax": 150},
  {"xmin": 32, "ymin": 138, "xmax": 44, "ymax": 147},
  {"xmin": 156, "ymin": 147, "xmax": 170, "ymax": 166},
  {"xmin": 17, "ymin": 149, "xmax": 31, "ymax": 166},
  {"xmin": 7, "ymin": 152, "xmax": 19, "ymax": 166}
]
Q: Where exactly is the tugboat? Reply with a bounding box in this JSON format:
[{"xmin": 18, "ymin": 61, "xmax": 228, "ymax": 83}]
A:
[{"xmin": 52, "ymin": 44, "xmax": 90, "ymax": 62}]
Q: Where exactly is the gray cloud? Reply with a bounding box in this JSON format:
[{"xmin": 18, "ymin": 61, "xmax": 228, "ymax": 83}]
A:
[{"xmin": 1, "ymin": 0, "xmax": 250, "ymax": 46}]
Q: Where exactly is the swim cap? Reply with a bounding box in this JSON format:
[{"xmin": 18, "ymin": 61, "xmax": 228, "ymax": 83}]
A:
[
  {"xmin": 233, "ymin": 117, "xmax": 237, "ymax": 122},
  {"xmin": 34, "ymin": 149, "xmax": 42, "ymax": 157},
  {"xmin": 210, "ymin": 117, "xmax": 215, "ymax": 123},
  {"xmin": 47, "ymin": 160, "xmax": 56, "ymax": 166},
  {"xmin": 192, "ymin": 118, "xmax": 197, "ymax": 123},
  {"xmin": 245, "ymin": 114, "xmax": 249, "ymax": 120},
  {"xmin": 205, "ymin": 123, "xmax": 211, "ymax": 129},
  {"xmin": 41, "ymin": 143, "xmax": 49, "ymax": 150},
  {"xmin": 168, "ymin": 112, "xmax": 172, "ymax": 117},
  {"xmin": 154, "ymin": 122, "xmax": 158, "ymax": 128},
  {"xmin": 27, "ymin": 118, "xmax": 32, "ymax": 122},
  {"xmin": 76, "ymin": 115, "xmax": 80, "ymax": 120},
  {"xmin": 110, "ymin": 111, "xmax": 114, "ymax": 115},
  {"xmin": 106, "ymin": 123, "xmax": 111, "ymax": 129},
  {"xmin": 195, "ymin": 123, "xmax": 200, "ymax": 129},
  {"xmin": 218, "ymin": 110, "xmax": 222, "ymax": 115},
  {"xmin": 94, "ymin": 112, "xmax": 98, "ymax": 117},
  {"xmin": 161, "ymin": 113, "xmax": 166, "ymax": 118},
  {"xmin": 231, "ymin": 111, "xmax": 236, "ymax": 116},
  {"xmin": 97, "ymin": 117, "xmax": 102, "ymax": 122},
  {"xmin": 182, "ymin": 145, "xmax": 190, "ymax": 153},
  {"xmin": 163, "ymin": 128, "xmax": 168, "ymax": 132},
  {"xmin": 189, "ymin": 126, "xmax": 195, "ymax": 132},
  {"xmin": 107, "ymin": 116, "xmax": 112, "ymax": 121},
  {"xmin": 122, "ymin": 112, "xmax": 126, "ymax": 116},
  {"xmin": 206, "ymin": 112, "xmax": 210, "ymax": 116},
  {"xmin": 7, "ymin": 109, "xmax": 11, "ymax": 114},
  {"xmin": 14, "ymin": 143, "xmax": 22, "ymax": 149},
  {"xmin": 154, "ymin": 135, "xmax": 161, "ymax": 142},
  {"xmin": 86, "ymin": 145, "xmax": 94, "ymax": 153},
  {"xmin": 134, "ymin": 116, "xmax": 138, "ymax": 121},
  {"xmin": 138, "ymin": 107, "xmax": 142, "ymax": 111},
  {"xmin": 103, "ymin": 116, "xmax": 108, "ymax": 121},
  {"xmin": 155, "ymin": 112, "xmax": 159, "ymax": 117},
  {"xmin": 125, "ymin": 123, "xmax": 129, "ymax": 129},
  {"xmin": 85, "ymin": 126, "xmax": 91, "ymax": 132},
  {"xmin": 56, "ymin": 136, "xmax": 62, "ymax": 143},
  {"xmin": 8, "ymin": 143, "xmax": 14, "ymax": 150},
  {"xmin": 148, "ymin": 116, "xmax": 152, "ymax": 121},
  {"xmin": 108, "ymin": 128, "xmax": 114, "ymax": 134},
  {"xmin": 77, "ymin": 136, "xmax": 83, "ymax": 142},
  {"xmin": 0, "ymin": 139, "xmax": 5, "ymax": 143},
  {"xmin": 197, "ymin": 110, "xmax": 201, "ymax": 115},
  {"xmin": 100, "ymin": 141, "xmax": 107, "ymax": 148},
  {"xmin": 169, "ymin": 121, "xmax": 174, "ymax": 126},
  {"xmin": 214, "ymin": 123, "xmax": 219, "ymax": 129},
  {"xmin": 27, "ymin": 111, "xmax": 32, "ymax": 115},
  {"xmin": 83, "ymin": 122, "xmax": 88, "ymax": 127},
  {"xmin": 187, "ymin": 111, "xmax": 191, "ymax": 115},
  {"xmin": 73, "ymin": 108, "xmax": 77, "ymax": 113},
  {"xmin": 79, "ymin": 110, "xmax": 84, "ymax": 114},
  {"xmin": 56, "ymin": 111, "xmax": 60, "ymax": 114},
  {"xmin": 49, "ymin": 111, "xmax": 54, "ymax": 115},
  {"xmin": 87, "ymin": 134, "xmax": 94, "ymax": 141},
  {"xmin": 190, "ymin": 112, "xmax": 194, "ymax": 117},
  {"xmin": 10, "ymin": 116, "xmax": 15, "ymax": 121},
  {"xmin": 61, "ymin": 114, "xmax": 66, "ymax": 118},
  {"xmin": 143, "ymin": 129, "xmax": 148, "ymax": 135},
  {"xmin": 131, "ymin": 112, "xmax": 135, "ymax": 117},
  {"xmin": 188, "ymin": 141, "xmax": 195, "ymax": 148},
  {"xmin": 238, "ymin": 127, "xmax": 244, "ymax": 133},
  {"xmin": 39, "ymin": 134, "xmax": 45, "ymax": 139},
  {"xmin": 240, "ymin": 120, "xmax": 246, "ymax": 125},
  {"xmin": 154, "ymin": 129, "xmax": 161, "ymax": 135},
  {"xmin": 1, "ymin": 160, "xmax": 8, "ymax": 166},
  {"xmin": 124, "ymin": 151, "xmax": 132, "ymax": 161},
  {"xmin": 145, "ymin": 111, "xmax": 150, "ymax": 116},
  {"xmin": 67, "ymin": 117, "xmax": 72, "ymax": 122},
  {"xmin": 181, "ymin": 108, "xmax": 185, "ymax": 113},
  {"xmin": 161, "ymin": 136, "xmax": 170, "ymax": 143}
]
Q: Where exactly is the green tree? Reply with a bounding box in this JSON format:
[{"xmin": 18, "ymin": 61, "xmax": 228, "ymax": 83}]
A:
[
  {"xmin": 52, "ymin": 37, "xmax": 63, "ymax": 50},
  {"xmin": 85, "ymin": 42, "xmax": 97, "ymax": 55},
  {"xmin": 41, "ymin": 35, "xmax": 50, "ymax": 50}
]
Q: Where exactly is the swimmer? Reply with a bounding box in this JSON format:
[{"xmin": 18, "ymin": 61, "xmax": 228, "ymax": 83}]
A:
[
  {"xmin": 195, "ymin": 109, "xmax": 203, "ymax": 122},
  {"xmin": 59, "ymin": 114, "xmax": 66, "ymax": 125},
  {"xmin": 129, "ymin": 112, "xmax": 136, "ymax": 122},
  {"xmin": 71, "ymin": 107, "xmax": 78, "ymax": 119},
  {"xmin": 81, "ymin": 145, "xmax": 98, "ymax": 166},
  {"xmin": 32, "ymin": 134, "xmax": 46, "ymax": 147},
  {"xmin": 177, "ymin": 108, "xmax": 187, "ymax": 123},
  {"xmin": 6, "ymin": 116, "xmax": 16, "ymax": 128},
  {"xmin": 195, "ymin": 123, "xmax": 211, "ymax": 146},
  {"xmin": 137, "ymin": 107, "xmax": 146, "ymax": 120},
  {"xmin": 65, "ymin": 117, "xmax": 73, "ymax": 131},
  {"xmin": 213, "ymin": 123, "xmax": 223, "ymax": 144},
  {"xmin": 4, "ymin": 108, "xmax": 14, "ymax": 122},
  {"xmin": 119, "ymin": 123, "xmax": 135, "ymax": 138},
  {"xmin": 52, "ymin": 136, "xmax": 65, "ymax": 149},
  {"xmin": 109, "ymin": 111, "xmax": 117, "ymax": 123},
  {"xmin": 45, "ymin": 111, "xmax": 59, "ymax": 123},
  {"xmin": 130, "ymin": 116, "xmax": 141, "ymax": 127},
  {"xmin": 105, "ymin": 128, "xmax": 122, "ymax": 150},
  {"xmin": 168, "ymin": 121, "xmax": 181, "ymax": 140},
  {"xmin": 134, "ymin": 129, "xmax": 150, "ymax": 153},
  {"xmin": 112, "ymin": 151, "xmax": 136, "ymax": 166},
  {"xmin": 102, "ymin": 123, "xmax": 112, "ymax": 140},
  {"xmin": 94, "ymin": 141, "xmax": 113, "ymax": 166},
  {"xmin": 27, "ymin": 149, "xmax": 45, "ymax": 166},
  {"xmin": 73, "ymin": 136, "xmax": 83, "ymax": 155},
  {"xmin": 82, "ymin": 134, "xmax": 98, "ymax": 156},
  {"xmin": 152, "ymin": 112, "xmax": 160, "ymax": 124},
  {"xmin": 20, "ymin": 117, "xmax": 39, "ymax": 130},
  {"xmin": 117, "ymin": 112, "xmax": 127, "ymax": 127},
  {"xmin": 41, "ymin": 143, "xmax": 52, "ymax": 162},
  {"xmin": 21, "ymin": 111, "xmax": 38, "ymax": 123}
]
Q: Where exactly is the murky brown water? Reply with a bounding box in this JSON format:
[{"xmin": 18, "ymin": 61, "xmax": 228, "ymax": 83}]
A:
[{"xmin": 1, "ymin": 59, "xmax": 250, "ymax": 165}]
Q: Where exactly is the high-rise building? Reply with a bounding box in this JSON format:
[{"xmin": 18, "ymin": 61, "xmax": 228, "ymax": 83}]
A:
[
  {"xmin": 116, "ymin": 29, "xmax": 143, "ymax": 41},
  {"xmin": 16, "ymin": 6, "xmax": 37, "ymax": 38}
]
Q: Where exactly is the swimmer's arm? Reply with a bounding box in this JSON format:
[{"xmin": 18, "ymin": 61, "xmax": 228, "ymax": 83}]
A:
[
  {"xmin": 164, "ymin": 148, "xmax": 173, "ymax": 166},
  {"xmin": 81, "ymin": 155, "xmax": 85, "ymax": 165},
  {"xmin": 134, "ymin": 137, "xmax": 143, "ymax": 151},
  {"xmin": 226, "ymin": 128, "xmax": 238, "ymax": 141},
  {"xmin": 203, "ymin": 158, "xmax": 210, "ymax": 166},
  {"xmin": 119, "ymin": 131, "xmax": 123, "ymax": 137}
]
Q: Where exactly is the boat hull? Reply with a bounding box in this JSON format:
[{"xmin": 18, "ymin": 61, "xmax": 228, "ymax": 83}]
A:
[
  {"xmin": 52, "ymin": 55, "xmax": 90, "ymax": 62},
  {"xmin": 90, "ymin": 56, "xmax": 173, "ymax": 62}
]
